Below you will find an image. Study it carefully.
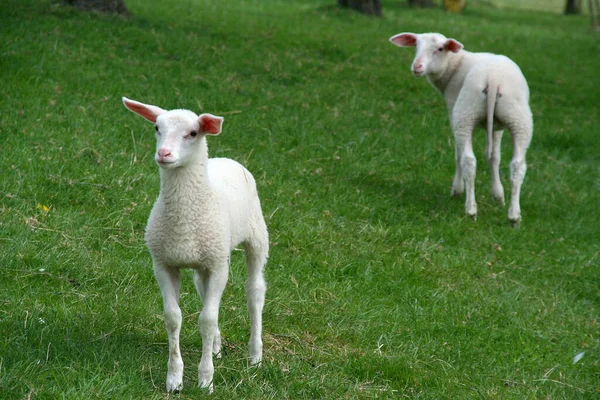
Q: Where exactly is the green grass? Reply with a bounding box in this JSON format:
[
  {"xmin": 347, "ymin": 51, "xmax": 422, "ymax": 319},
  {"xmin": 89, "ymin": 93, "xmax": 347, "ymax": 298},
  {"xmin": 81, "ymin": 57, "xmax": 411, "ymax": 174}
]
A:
[
  {"xmin": 1, "ymin": 0, "xmax": 599, "ymax": 398},
  {"xmin": 491, "ymin": 0, "xmax": 593, "ymax": 14}
]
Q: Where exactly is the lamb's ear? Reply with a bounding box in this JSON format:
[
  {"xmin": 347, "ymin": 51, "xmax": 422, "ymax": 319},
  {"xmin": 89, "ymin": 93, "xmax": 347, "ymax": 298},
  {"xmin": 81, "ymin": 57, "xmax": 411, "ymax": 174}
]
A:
[
  {"xmin": 389, "ymin": 33, "xmax": 418, "ymax": 47},
  {"xmin": 122, "ymin": 97, "xmax": 166, "ymax": 123},
  {"xmin": 199, "ymin": 113, "xmax": 224, "ymax": 135},
  {"xmin": 445, "ymin": 39, "xmax": 463, "ymax": 53}
]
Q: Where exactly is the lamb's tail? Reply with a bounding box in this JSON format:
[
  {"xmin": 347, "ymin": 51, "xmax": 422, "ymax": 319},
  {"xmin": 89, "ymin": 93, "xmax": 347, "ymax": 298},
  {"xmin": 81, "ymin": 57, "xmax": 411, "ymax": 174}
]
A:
[{"xmin": 485, "ymin": 82, "xmax": 500, "ymax": 161}]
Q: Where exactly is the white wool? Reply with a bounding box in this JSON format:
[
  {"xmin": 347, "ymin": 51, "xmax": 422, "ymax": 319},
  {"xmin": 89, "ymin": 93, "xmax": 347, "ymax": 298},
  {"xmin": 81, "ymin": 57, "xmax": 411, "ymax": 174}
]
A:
[
  {"xmin": 390, "ymin": 32, "xmax": 533, "ymax": 225},
  {"xmin": 123, "ymin": 97, "xmax": 268, "ymax": 393}
]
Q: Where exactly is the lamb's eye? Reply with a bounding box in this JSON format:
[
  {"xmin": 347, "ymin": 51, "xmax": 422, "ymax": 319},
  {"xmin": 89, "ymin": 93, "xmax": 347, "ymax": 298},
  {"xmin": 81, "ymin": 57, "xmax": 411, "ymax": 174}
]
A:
[
  {"xmin": 190, "ymin": 131, "xmax": 198, "ymax": 137},
  {"xmin": 438, "ymin": 47, "xmax": 444, "ymax": 52},
  {"xmin": 154, "ymin": 125, "xmax": 159, "ymax": 131}
]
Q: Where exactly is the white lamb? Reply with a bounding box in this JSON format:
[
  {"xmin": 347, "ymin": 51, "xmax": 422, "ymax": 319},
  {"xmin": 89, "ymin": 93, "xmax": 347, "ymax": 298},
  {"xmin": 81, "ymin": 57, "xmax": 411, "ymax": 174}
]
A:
[
  {"xmin": 122, "ymin": 97, "xmax": 269, "ymax": 393},
  {"xmin": 389, "ymin": 32, "xmax": 533, "ymax": 225}
]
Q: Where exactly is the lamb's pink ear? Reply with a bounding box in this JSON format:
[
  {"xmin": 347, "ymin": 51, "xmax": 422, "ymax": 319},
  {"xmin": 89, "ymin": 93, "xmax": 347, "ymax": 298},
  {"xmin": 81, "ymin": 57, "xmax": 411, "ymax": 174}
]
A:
[
  {"xmin": 199, "ymin": 113, "xmax": 224, "ymax": 135},
  {"xmin": 122, "ymin": 97, "xmax": 166, "ymax": 123},
  {"xmin": 445, "ymin": 39, "xmax": 464, "ymax": 53},
  {"xmin": 389, "ymin": 33, "xmax": 418, "ymax": 47}
]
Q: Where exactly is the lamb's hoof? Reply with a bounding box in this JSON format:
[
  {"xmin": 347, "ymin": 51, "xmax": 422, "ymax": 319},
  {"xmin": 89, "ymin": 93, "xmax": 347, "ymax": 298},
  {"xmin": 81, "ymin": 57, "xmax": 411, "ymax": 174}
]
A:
[
  {"xmin": 451, "ymin": 188, "xmax": 464, "ymax": 197},
  {"xmin": 198, "ymin": 367, "xmax": 214, "ymax": 394},
  {"xmin": 249, "ymin": 355, "xmax": 263, "ymax": 367},
  {"xmin": 166, "ymin": 379, "xmax": 183, "ymax": 393},
  {"xmin": 508, "ymin": 207, "xmax": 521, "ymax": 227},
  {"xmin": 166, "ymin": 360, "xmax": 183, "ymax": 393},
  {"xmin": 466, "ymin": 204, "xmax": 477, "ymax": 220},
  {"xmin": 493, "ymin": 194, "xmax": 506, "ymax": 206},
  {"xmin": 199, "ymin": 380, "xmax": 214, "ymax": 394}
]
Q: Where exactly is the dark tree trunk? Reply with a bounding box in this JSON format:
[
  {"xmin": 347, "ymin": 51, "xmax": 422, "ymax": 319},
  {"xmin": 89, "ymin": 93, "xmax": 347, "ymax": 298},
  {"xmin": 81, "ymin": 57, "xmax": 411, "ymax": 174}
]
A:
[
  {"xmin": 408, "ymin": 0, "xmax": 435, "ymax": 7},
  {"xmin": 338, "ymin": 0, "xmax": 382, "ymax": 17},
  {"xmin": 564, "ymin": 0, "xmax": 581, "ymax": 14},
  {"xmin": 65, "ymin": 0, "xmax": 128, "ymax": 14}
]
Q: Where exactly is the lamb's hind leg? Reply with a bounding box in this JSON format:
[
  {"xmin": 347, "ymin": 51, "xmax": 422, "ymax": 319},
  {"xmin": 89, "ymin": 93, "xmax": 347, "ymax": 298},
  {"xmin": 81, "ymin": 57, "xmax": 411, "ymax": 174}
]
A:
[
  {"xmin": 487, "ymin": 130, "xmax": 505, "ymax": 205},
  {"xmin": 452, "ymin": 90, "xmax": 482, "ymax": 218},
  {"xmin": 453, "ymin": 119, "xmax": 478, "ymax": 218},
  {"xmin": 196, "ymin": 265, "xmax": 229, "ymax": 393},
  {"xmin": 153, "ymin": 263, "xmax": 183, "ymax": 393},
  {"xmin": 508, "ymin": 118, "xmax": 533, "ymax": 226},
  {"xmin": 244, "ymin": 233, "xmax": 268, "ymax": 365}
]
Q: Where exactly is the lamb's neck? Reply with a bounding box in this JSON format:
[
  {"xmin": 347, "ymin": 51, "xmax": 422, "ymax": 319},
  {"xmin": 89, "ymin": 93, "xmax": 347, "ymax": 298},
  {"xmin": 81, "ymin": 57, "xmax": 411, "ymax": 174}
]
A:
[
  {"xmin": 427, "ymin": 50, "xmax": 469, "ymax": 111},
  {"xmin": 159, "ymin": 142, "xmax": 211, "ymax": 208}
]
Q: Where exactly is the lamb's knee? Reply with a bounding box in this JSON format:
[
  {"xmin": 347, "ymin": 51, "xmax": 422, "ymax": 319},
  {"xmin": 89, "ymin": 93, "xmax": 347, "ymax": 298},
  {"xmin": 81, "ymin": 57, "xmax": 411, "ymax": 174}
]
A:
[
  {"xmin": 164, "ymin": 307, "xmax": 182, "ymax": 333},
  {"xmin": 510, "ymin": 159, "xmax": 527, "ymax": 184},
  {"xmin": 199, "ymin": 310, "xmax": 218, "ymax": 336},
  {"xmin": 246, "ymin": 275, "xmax": 266, "ymax": 295},
  {"xmin": 461, "ymin": 155, "xmax": 476, "ymax": 179}
]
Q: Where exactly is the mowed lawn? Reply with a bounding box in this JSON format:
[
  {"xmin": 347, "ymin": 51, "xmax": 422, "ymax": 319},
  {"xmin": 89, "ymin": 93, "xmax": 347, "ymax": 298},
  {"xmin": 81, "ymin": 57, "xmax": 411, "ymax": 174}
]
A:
[{"xmin": 1, "ymin": 0, "xmax": 598, "ymax": 398}]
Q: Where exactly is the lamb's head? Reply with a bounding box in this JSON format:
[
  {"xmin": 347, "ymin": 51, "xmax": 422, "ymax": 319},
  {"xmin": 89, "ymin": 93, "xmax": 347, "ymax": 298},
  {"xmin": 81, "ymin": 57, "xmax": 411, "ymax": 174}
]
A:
[
  {"xmin": 122, "ymin": 97, "xmax": 223, "ymax": 169},
  {"xmin": 389, "ymin": 32, "xmax": 463, "ymax": 78}
]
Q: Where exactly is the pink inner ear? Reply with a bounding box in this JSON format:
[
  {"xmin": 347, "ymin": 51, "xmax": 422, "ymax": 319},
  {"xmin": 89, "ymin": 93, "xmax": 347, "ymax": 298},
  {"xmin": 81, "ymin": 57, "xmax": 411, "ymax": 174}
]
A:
[
  {"xmin": 390, "ymin": 33, "xmax": 418, "ymax": 47},
  {"xmin": 123, "ymin": 98, "xmax": 163, "ymax": 123},
  {"xmin": 445, "ymin": 39, "xmax": 463, "ymax": 53},
  {"xmin": 199, "ymin": 114, "xmax": 224, "ymax": 135}
]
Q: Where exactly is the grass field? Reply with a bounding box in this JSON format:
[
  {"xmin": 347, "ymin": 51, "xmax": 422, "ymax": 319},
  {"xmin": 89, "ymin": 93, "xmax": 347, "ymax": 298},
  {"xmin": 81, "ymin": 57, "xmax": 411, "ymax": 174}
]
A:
[
  {"xmin": 1, "ymin": 0, "xmax": 599, "ymax": 398},
  {"xmin": 487, "ymin": 0, "xmax": 589, "ymax": 14},
  {"xmin": 492, "ymin": 0, "xmax": 598, "ymax": 15}
]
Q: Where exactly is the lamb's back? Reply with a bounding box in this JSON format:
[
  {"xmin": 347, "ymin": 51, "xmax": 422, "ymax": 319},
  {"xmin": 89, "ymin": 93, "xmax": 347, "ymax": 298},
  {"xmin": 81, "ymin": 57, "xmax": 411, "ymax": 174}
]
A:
[{"xmin": 208, "ymin": 157, "xmax": 262, "ymax": 249}]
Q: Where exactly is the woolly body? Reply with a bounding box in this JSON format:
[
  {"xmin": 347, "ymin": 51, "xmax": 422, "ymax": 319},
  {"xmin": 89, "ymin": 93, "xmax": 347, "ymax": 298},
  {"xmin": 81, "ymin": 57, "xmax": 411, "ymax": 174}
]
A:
[
  {"xmin": 428, "ymin": 51, "xmax": 531, "ymax": 137},
  {"xmin": 146, "ymin": 156, "xmax": 265, "ymax": 271},
  {"xmin": 122, "ymin": 97, "xmax": 268, "ymax": 394},
  {"xmin": 390, "ymin": 32, "xmax": 533, "ymax": 225}
]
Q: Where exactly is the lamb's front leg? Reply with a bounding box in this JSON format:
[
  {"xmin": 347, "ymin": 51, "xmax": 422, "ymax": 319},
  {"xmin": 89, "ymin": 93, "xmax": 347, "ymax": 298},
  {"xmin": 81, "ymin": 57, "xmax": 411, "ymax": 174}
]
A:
[
  {"xmin": 451, "ymin": 140, "xmax": 464, "ymax": 197},
  {"xmin": 197, "ymin": 265, "xmax": 229, "ymax": 393},
  {"xmin": 153, "ymin": 264, "xmax": 183, "ymax": 393},
  {"xmin": 193, "ymin": 270, "xmax": 222, "ymax": 359}
]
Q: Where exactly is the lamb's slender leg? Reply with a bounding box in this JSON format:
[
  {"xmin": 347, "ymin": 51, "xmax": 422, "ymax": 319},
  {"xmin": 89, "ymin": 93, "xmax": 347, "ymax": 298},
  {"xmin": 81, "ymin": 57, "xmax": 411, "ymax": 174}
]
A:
[
  {"xmin": 197, "ymin": 265, "xmax": 229, "ymax": 393},
  {"xmin": 451, "ymin": 140, "xmax": 464, "ymax": 197},
  {"xmin": 244, "ymin": 240, "xmax": 268, "ymax": 365},
  {"xmin": 487, "ymin": 130, "xmax": 505, "ymax": 205},
  {"xmin": 508, "ymin": 121, "xmax": 532, "ymax": 226},
  {"xmin": 153, "ymin": 263, "xmax": 183, "ymax": 393},
  {"xmin": 454, "ymin": 124, "xmax": 477, "ymax": 218},
  {"xmin": 193, "ymin": 270, "xmax": 222, "ymax": 358}
]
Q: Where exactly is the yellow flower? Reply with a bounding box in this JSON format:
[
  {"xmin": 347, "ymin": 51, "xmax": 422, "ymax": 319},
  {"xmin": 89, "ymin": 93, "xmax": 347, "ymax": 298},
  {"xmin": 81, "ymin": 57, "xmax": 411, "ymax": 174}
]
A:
[{"xmin": 37, "ymin": 203, "xmax": 50, "ymax": 213}]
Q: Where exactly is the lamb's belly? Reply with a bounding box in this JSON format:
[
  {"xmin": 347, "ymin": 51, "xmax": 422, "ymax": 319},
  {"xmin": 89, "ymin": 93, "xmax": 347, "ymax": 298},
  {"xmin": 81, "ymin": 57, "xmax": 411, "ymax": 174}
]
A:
[
  {"xmin": 160, "ymin": 240, "xmax": 210, "ymax": 268},
  {"xmin": 146, "ymin": 228, "xmax": 226, "ymax": 269}
]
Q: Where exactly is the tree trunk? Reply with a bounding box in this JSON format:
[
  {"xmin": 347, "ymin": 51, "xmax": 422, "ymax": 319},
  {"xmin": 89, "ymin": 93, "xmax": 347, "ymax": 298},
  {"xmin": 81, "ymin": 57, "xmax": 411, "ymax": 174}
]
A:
[
  {"xmin": 408, "ymin": 0, "xmax": 435, "ymax": 7},
  {"xmin": 564, "ymin": 0, "xmax": 580, "ymax": 14},
  {"xmin": 65, "ymin": 0, "xmax": 128, "ymax": 14},
  {"xmin": 589, "ymin": 0, "xmax": 600, "ymax": 30},
  {"xmin": 338, "ymin": 0, "xmax": 382, "ymax": 17}
]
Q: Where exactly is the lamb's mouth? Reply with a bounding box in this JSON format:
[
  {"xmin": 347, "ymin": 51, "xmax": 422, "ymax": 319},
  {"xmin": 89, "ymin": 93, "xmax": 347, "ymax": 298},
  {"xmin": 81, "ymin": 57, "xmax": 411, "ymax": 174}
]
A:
[{"xmin": 157, "ymin": 160, "xmax": 177, "ymax": 168}]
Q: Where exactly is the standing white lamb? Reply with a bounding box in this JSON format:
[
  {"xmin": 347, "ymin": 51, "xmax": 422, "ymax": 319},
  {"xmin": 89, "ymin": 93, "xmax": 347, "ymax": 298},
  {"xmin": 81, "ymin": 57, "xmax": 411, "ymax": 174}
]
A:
[
  {"xmin": 122, "ymin": 97, "xmax": 269, "ymax": 393},
  {"xmin": 389, "ymin": 32, "xmax": 533, "ymax": 225}
]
